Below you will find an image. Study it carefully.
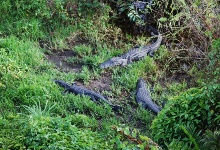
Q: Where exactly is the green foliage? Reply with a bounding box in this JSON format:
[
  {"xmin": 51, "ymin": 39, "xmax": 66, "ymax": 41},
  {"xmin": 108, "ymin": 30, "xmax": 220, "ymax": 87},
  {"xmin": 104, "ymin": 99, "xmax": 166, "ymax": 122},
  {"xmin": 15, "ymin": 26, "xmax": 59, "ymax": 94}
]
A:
[
  {"xmin": 180, "ymin": 125, "xmax": 201, "ymax": 150},
  {"xmin": 116, "ymin": 0, "xmax": 153, "ymax": 26},
  {"xmin": 0, "ymin": 36, "xmax": 114, "ymax": 119},
  {"xmin": 0, "ymin": 109, "xmax": 112, "ymax": 149},
  {"xmin": 23, "ymin": 100, "xmax": 56, "ymax": 118},
  {"xmin": 23, "ymin": 116, "xmax": 106, "ymax": 149},
  {"xmin": 0, "ymin": 36, "xmax": 47, "ymax": 72},
  {"xmin": 207, "ymin": 38, "xmax": 220, "ymax": 82},
  {"xmin": 69, "ymin": 44, "xmax": 104, "ymax": 67},
  {"xmin": 0, "ymin": 36, "xmax": 52, "ymax": 111},
  {"xmin": 0, "ymin": 0, "xmax": 104, "ymax": 39},
  {"xmin": 201, "ymin": 130, "xmax": 220, "ymax": 150},
  {"xmin": 69, "ymin": 114, "xmax": 98, "ymax": 129},
  {"xmin": 64, "ymin": 94, "xmax": 113, "ymax": 118},
  {"xmin": 77, "ymin": 0, "xmax": 101, "ymax": 17},
  {"xmin": 166, "ymin": 128, "xmax": 220, "ymax": 150},
  {"xmin": 0, "ymin": 115, "xmax": 26, "ymax": 149},
  {"xmin": 151, "ymin": 84, "xmax": 220, "ymax": 148},
  {"xmin": 74, "ymin": 44, "xmax": 93, "ymax": 57},
  {"xmin": 0, "ymin": 0, "xmax": 68, "ymax": 38},
  {"xmin": 135, "ymin": 107, "xmax": 155, "ymax": 133},
  {"xmin": 75, "ymin": 66, "xmax": 93, "ymax": 83},
  {"xmin": 0, "ymin": 0, "xmax": 219, "ymax": 149},
  {"xmin": 166, "ymin": 139, "xmax": 192, "ymax": 150},
  {"xmin": 112, "ymin": 125, "xmax": 162, "ymax": 150}
]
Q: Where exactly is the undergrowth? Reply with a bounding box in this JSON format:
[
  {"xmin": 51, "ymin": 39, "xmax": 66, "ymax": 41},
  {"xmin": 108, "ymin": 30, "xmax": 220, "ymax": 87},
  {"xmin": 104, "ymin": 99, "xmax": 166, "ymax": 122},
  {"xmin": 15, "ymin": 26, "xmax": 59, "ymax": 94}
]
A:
[{"xmin": 0, "ymin": 0, "xmax": 219, "ymax": 149}]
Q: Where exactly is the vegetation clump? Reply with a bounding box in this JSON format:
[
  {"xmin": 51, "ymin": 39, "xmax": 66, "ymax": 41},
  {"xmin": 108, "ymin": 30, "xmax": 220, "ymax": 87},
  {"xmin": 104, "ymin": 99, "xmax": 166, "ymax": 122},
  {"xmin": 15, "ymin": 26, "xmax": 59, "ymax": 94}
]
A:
[
  {"xmin": 0, "ymin": 112, "xmax": 112, "ymax": 149},
  {"xmin": 152, "ymin": 84, "xmax": 220, "ymax": 149},
  {"xmin": 0, "ymin": 0, "xmax": 219, "ymax": 149}
]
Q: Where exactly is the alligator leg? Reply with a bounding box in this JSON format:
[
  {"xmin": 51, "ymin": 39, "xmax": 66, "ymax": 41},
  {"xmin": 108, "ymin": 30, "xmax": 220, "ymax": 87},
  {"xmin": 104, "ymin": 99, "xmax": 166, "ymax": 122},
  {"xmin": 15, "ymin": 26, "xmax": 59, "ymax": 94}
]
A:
[
  {"xmin": 88, "ymin": 95, "xmax": 99, "ymax": 103},
  {"xmin": 148, "ymin": 50, "xmax": 155, "ymax": 57},
  {"xmin": 126, "ymin": 56, "xmax": 132, "ymax": 64}
]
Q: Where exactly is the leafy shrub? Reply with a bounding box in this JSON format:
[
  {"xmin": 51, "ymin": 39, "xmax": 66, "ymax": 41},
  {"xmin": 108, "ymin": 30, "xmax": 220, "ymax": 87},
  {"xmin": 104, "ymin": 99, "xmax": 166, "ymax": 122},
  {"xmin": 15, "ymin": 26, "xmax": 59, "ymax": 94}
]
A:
[
  {"xmin": 166, "ymin": 139, "xmax": 193, "ymax": 150},
  {"xmin": 151, "ymin": 84, "xmax": 220, "ymax": 148}
]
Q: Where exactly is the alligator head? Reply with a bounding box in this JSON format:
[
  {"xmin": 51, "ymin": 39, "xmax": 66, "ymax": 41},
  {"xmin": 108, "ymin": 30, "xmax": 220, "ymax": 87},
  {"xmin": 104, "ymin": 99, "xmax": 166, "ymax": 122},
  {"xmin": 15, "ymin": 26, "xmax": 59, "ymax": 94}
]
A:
[
  {"xmin": 53, "ymin": 79, "xmax": 71, "ymax": 89},
  {"xmin": 99, "ymin": 57, "xmax": 128, "ymax": 68},
  {"xmin": 136, "ymin": 78, "xmax": 146, "ymax": 89}
]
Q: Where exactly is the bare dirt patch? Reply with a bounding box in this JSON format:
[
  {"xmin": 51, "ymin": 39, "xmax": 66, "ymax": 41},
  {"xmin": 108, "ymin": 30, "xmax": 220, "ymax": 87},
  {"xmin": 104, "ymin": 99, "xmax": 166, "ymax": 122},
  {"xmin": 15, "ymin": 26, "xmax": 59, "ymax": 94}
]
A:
[
  {"xmin": 75, "ymin": 73, "xmax": 112, "ymax": 92},
  {"xmin": 46, "ymin": 50, "xmax": 82, "ymax": 72},
  {"xmin": 40, "ymin": 32, "xmax": 89, "ymax": 73},
  {"xmin": 40, "ymin": 34, "xmax": 114, "ymax": 94}
]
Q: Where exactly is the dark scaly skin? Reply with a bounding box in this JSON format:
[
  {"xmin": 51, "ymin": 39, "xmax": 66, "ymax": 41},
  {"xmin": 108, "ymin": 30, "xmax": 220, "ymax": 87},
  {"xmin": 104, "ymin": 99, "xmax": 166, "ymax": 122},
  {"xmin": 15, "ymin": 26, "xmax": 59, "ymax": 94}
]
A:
[
  {"xmin": 136, "ymin": 78, "xmax": 161, "ymax": 115},
  {"xmin": 99, "ymin": 33, "xmax": 162, "ymax": 69},
  {"xmin": 53, "ymin": 80, "xmax": 121, "ymax": 111}
]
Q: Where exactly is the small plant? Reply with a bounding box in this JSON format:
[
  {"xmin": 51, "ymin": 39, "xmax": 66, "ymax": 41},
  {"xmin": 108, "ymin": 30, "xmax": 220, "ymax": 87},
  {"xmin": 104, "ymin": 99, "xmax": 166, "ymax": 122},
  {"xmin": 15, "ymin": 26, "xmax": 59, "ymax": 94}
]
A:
[
  {"xmin": 23, "ymin": 100, "xmax": 56, "ymax": 119},
  {"xmin": 112, "ymin": 125, "xmax": 162, "ymax": 149},
  {"xmin": 128, "ymin": 8, "xmax": 142, "ymax": 24},
  {"xmin": 135, "ymin": 106, "xmax": 155, "ymax": 131}
]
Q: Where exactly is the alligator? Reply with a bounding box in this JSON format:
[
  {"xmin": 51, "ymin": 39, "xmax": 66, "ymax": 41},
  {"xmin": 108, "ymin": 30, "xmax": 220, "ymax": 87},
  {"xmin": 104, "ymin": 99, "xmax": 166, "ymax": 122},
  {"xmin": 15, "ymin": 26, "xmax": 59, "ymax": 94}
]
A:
[
  {"xmin": 136, "ymin": 78, "xmax": 161, "ymax": 115},
  {"xmin": 53, "ymin": 80, "xmax": 121, "ymax": 112},
  {"xmin": 99, "ymin": 33, "xmax": 162, "ymax": 68}
]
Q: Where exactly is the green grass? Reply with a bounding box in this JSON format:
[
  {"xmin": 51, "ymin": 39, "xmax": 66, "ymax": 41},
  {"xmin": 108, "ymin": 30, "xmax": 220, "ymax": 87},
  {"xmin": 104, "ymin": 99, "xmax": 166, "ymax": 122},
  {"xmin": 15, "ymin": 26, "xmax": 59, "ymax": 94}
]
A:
[
  {"xmin": 0, "ymin": 35, "xmax": 156, "ymax": 149},
  {"xmin": 0, "ymin": 0, "xmax": 219, "ymax": 149}
]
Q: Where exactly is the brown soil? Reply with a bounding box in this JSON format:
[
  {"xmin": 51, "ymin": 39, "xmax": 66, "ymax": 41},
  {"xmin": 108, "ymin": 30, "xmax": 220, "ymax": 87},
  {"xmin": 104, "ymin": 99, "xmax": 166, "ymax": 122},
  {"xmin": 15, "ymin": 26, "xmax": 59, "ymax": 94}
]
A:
[
  {"xmin": 75, "ymin": 76, "xmax": 112, "ymax": 92},
  {"xmin": 46, "ymin": 50, "xmax": 82, "ymax": 72},
  {"xmin": 40, "ymin": 31, "xmax": 115, "ymax": 92},
  {"xmin": 44, "ymin": 49, "xmax": 113, "ymax": 93}
]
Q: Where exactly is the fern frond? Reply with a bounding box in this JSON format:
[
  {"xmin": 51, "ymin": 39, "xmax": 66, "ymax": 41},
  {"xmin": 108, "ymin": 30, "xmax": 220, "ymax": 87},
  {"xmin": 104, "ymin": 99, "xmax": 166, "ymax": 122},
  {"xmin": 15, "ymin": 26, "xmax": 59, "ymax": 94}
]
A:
[
  {"xmin": 201, "ymin": 130, "xmax": 220, "ymax": 150},
  {"xmin": 166, "ymin": 139, "xmax": 192, "ymax": 150},
  {"xmin": 180, "ymin": 125, "xmax": 201, "ymax": 150}
]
